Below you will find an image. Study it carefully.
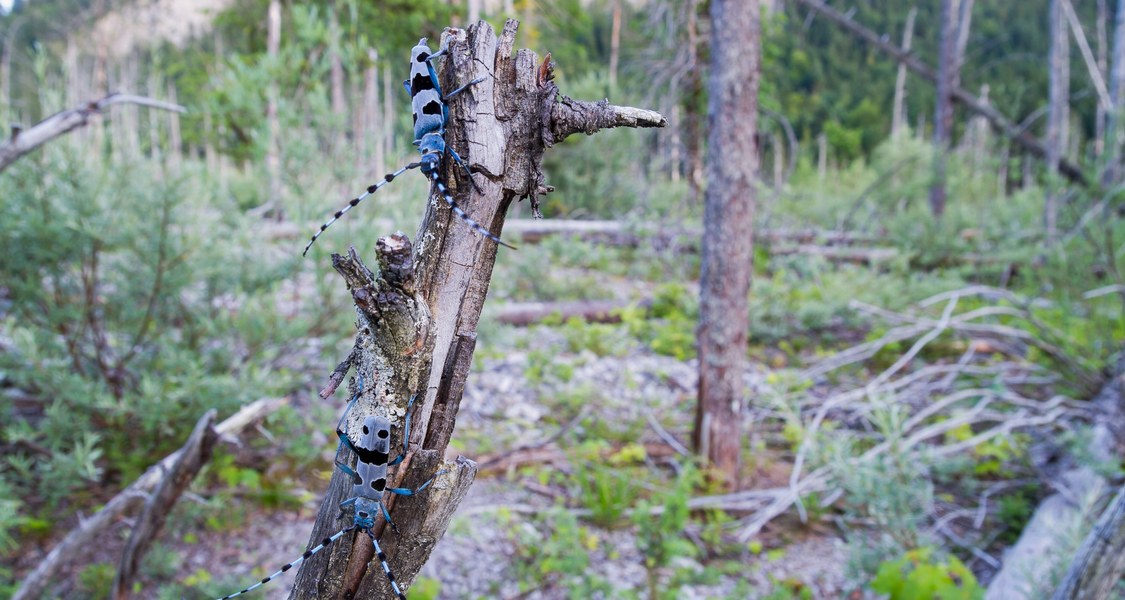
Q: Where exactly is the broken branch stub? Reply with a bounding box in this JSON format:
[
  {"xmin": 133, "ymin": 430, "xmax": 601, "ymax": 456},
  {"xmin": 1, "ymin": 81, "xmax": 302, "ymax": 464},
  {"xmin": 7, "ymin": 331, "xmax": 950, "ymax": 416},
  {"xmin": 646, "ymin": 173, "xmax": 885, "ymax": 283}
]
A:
[{"xmin": 289, "ymin": 19, "xmax": 663, "ymax": 599}]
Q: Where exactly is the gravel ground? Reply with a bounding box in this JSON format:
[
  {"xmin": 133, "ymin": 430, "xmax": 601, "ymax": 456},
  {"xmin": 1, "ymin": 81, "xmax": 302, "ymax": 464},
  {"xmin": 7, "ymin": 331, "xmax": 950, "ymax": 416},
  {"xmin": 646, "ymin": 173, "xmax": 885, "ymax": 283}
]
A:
[{"xmin": 188, "ymin": 337, "xmax": 850, "ymax": 599}]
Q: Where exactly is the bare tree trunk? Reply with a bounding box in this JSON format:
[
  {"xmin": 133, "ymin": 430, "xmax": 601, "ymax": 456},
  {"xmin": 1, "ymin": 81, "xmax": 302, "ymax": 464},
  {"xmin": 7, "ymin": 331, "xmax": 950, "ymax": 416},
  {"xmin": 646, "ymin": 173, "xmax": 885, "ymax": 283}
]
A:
[
  {"xmin": 817, "ymin": 131, "xmax": 827, "ymax": 180},
  {"xmin": 366, "ymin": 50, "xmax": 383, "ymax": 176},
  {"xmin": 147, "ymin": 70, "xmax": 162, "ymax": 164},
  {"xmin": 329, "ymin": 2, "xmax": 347, "ymax": 128},
  {"xmin": 203, "ymin": 108, "xmax": 218, "ymax": 174},
  {"xmin": 694, "ymin": 0, "xmax": 759, "ymax": 488},
  {"xmin": 998, "ymin": 136, "xmax": 1010, "ymax": 198},
  {"xmin": 1047, "ymin": 0, "xmax": 1071, "ymax": 242},
  {"xmin": 771, "ymin": 131, "xmax": 783, "ymax": 188},
  {"xmin": 892, "ymin": 7, "xmax": 917, "ymax": 138},
  {"xmin": 287, "ymin": 21, "xmax": 664, "ymax": 598},
  {"xmin": 684, "ymin": 0, "xmax": 705, "ymax": 202},
  {"xmin": 266, "ymin": 0, "xmax": 282, "ymax": 212},
  {"xmin": 167, "ymin": 82, "xmax": 181, "ymax": 166},
  {"xmin": 1098, "ymin": 0, "xmax": 1109, "ymax": 159},
  {"xmin": 929, "ymin": 0, "xmax": 956, "ymax": 217},
  {"xmin": 1108, "ymin": 0, "xmax": 1125, "ymax": 184},
  {"xmin": 383, "ymin": 62, "xmax": 394, "ymax": 167},
  {"xmin": 952, "ymin": 0, "xmax": 975, "ymax": 88},
  {"xmin": 964, "ymin": 84, "xmax": 990, "ymax": 169},
  {"xmin": 1, "ymin": 17, "xmax": 24, "ymax": 113},
  {"xmin": 609, "ymin": 0, "xmax": 621, "ymax": 88}
]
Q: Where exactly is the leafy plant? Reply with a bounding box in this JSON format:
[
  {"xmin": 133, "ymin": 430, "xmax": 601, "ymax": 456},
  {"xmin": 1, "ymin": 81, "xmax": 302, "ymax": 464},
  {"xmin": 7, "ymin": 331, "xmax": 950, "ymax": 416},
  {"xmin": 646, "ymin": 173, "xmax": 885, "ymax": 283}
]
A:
[
  {"xmin": 511, "ymin": 508, "xmax": 613, "ymax": 599},
  {"xmin": 632, "ymin": 463, "xmax": 703, "ymax": 600},
  {"xmin": 571, "ymin": 441, "xmax": 642, "ymax": 528},
  {"xmin": 870, "ymin": 547, "xmax": 983, "ymax": 600}
]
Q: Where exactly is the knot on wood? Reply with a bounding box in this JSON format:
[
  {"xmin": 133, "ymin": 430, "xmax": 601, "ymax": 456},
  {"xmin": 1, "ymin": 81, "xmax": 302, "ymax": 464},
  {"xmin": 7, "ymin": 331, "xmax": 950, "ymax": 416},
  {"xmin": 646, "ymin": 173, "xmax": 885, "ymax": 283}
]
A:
[{"xmin": 376, "ymin": 233, "xmax": 415, "ymax": 292}]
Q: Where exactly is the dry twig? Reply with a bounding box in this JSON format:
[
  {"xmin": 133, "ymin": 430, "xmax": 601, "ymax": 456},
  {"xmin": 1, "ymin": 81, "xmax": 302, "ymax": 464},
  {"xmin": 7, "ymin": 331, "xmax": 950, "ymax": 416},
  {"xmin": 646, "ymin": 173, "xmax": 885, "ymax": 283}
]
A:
[{"xmin": 0, "ymin": 92, "xmax": 187, "ymax": 173}]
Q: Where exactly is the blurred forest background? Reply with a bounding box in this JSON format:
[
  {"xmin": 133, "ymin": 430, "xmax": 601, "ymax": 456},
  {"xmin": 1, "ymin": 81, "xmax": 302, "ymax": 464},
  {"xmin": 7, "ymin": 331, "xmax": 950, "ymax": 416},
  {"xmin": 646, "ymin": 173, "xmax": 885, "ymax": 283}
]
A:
[{"xmin": 1, "ymin": 0, "xmax": 1124, "ymax": 598}]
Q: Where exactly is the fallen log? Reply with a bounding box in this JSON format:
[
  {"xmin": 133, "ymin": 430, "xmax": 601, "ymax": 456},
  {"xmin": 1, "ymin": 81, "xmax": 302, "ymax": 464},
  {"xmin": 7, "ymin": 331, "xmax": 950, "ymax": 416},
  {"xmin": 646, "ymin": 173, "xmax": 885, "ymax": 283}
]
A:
[
  {"xmin": 1051, "ymin": 482, "xmax": 1125, "ymax": 600},
  {"xmin": 986, "ymin": 367, "xmax": 1123, "ymax": 600},
  {"xmin": 112, "ymin": 410, "xmax": 218, "ymax": 600},
  {"xmin": 501, "ymin": 219, "xmax": 879, "ymax": 247},
  {"xmin": 771, "ymin": 244, "xmax": 899, "ymax": 265},
  {"xmin": 492, "ymin": 299, "xmax": 644, "ymax": 326},
  {"xmin": 13, "ymin": 398, "xmax": 283, "ymax": 600}
]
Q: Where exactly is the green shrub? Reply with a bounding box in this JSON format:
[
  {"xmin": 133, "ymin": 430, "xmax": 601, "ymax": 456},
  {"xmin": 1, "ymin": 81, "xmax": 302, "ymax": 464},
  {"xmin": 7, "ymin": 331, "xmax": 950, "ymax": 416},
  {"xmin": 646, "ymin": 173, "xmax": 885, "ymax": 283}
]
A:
[
  {"xmin": 870, "ymin": 547, "xmax": 983, "ymax": 600},
  {"xmin": 632, "ymin": 463, "xmax": 703, "ymax": 600},
  {"xmin": 0, "ymin": 147, "xmax": 300, "ymax": 538},
  {"xmin": 511, "ymin": 508, "xmax": 613, "ymax": 599}
]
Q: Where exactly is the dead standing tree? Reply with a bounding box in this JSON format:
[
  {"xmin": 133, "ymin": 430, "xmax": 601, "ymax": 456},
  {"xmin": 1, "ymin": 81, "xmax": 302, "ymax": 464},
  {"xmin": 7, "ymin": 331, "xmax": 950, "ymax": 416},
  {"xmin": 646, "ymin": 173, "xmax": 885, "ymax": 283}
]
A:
[{"xmin": 288, "ymin": 20, "xmax": 664, "ymax": 599}]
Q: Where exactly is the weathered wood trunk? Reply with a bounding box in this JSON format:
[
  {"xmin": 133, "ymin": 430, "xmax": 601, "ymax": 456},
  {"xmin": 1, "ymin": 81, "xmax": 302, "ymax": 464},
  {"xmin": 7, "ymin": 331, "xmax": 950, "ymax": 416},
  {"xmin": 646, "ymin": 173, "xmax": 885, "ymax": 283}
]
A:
[
  {"xmin": 1107, "ymin": 0, "xmax": 1125, "ymax": 184},
  {"xmin": 929, "ymin": 0, "xmax": 956, "ymax": 217},
  {"xmin": 1046, "ymin": 0, "xmax": 1071, "ymax": 242},
  {"xmin": 288, "ymin": 20, "xmax": 664, "ymax": 599},
  {"xmin": 693, "ymin": 0, "xmax": 760, "ymax": 487},
  {"xmin": 1051, "ymin": 482, "xmax": 1125, "ymax": 600},
  {"xmin": 891, "ymin": 7, "xmax": 917, "ymax": 138}
]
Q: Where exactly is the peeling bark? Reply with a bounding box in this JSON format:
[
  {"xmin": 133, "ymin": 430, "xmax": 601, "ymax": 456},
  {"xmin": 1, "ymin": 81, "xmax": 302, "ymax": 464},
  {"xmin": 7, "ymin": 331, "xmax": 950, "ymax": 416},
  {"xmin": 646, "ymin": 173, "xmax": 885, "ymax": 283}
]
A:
[{"xmin": 289, "ymin": 20, "xmax": 664, "ymax": 598}]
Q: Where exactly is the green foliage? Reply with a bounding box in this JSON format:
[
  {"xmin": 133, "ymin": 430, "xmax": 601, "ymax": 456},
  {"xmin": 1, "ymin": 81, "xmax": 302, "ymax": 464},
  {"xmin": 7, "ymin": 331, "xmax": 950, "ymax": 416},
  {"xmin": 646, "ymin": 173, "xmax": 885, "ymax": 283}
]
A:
[
  {"xmin": 632, "ymin": 463, "xmax": 702, "ymax": 600},
  {"xmin": 836, "ymin": 449, "xmax": 934, "ymax": 550},
  {"xmin": 409, "ymin": 576, "xmax": 442, "ymax": 600},
  {"xmin": 561, "ymin": 317, "xmax": 632, "ymax": 357},
  {"xmin": 0, "ymin": 147, "xmax": 302, "ymax": 537},
  {"xmin": 994, "ymin": 488, "xmax": 1037, "ymax": 544},
  {"xmin": 761, "ymin": 0, "xmax": 1071, "ymax": 164},
  {"xmin": 525, "ymin": 346, "xmax": 576, "ymax": 385},
  {"xmin": 76, "ymin": 562, "xmax": 116, "ymax": 600},
  {"xmin": 621, "ymin": 283, "xmax": 698, "ymax": 360},
  {"xmin": 870, "ymin": 547, "xmax": 983, "ymax": 600},
  {"xmin": 761, "ymin": 577, "xmax": 814, "ymax": 600},
  {"xmin": 511, "ymin": 508, "xmax": 613, "ymax": 599},
  {"xmin": 0, "ymin": 475, "xmax": 26, "ymax": 555},
  {"xmin": 571, "ymin": 441, "xmax": 642, "ymax": 528}
]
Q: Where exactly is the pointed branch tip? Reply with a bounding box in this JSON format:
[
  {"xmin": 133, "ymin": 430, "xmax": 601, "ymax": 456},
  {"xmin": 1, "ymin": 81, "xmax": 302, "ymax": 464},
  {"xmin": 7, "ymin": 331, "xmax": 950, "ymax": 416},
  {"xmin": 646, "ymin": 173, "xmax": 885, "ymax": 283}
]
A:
[{"xmin": 548, "ymin": 96, "xmax": 666, "ymax": 146}]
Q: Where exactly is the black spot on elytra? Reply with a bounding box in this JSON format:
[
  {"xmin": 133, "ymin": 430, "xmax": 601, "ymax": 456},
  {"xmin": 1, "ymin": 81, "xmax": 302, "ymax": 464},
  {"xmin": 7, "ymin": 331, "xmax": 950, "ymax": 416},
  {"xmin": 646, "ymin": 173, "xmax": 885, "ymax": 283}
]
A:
[
  {"xmin": 411, "ymin": 73, "xmax": 435, "ymax": 92},
  {"xmin": 422, "ymin": 100, "xmax": 442, "ymax": 115},
  {"xmin": 377, "ymin": 429, "xmax": 389, "ymax": 439},
  {"xmin": 417, "ymin": 51, "xmax": 430, "ymax": 62},
  {"xmin": 372, "ymin": 477, "xmax": 386, "ymax": 492},
  {"xmin": 353, "ymin": 446, "xmax": 389, "ymax": 466},
  {"xmin": 362, "ymin": 425, "xmax": 369, "ymax": 435}
]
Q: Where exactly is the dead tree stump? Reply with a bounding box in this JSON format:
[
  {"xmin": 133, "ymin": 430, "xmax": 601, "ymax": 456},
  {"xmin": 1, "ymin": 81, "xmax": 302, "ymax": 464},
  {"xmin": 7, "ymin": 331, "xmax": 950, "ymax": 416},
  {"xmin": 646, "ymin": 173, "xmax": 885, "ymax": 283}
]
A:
[{"xmin": 289, "ymin": 19, "xmax": 664, "ymax": 599}]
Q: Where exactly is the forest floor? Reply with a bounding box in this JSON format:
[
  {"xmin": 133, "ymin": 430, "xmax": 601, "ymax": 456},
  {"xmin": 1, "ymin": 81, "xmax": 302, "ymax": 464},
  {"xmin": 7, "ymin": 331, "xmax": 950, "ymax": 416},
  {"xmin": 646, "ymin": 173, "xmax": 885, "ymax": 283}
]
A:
[
  {"xmin": 143, "ymin": 218, "xmax": 1111, "ymax": 599},
  {"xmin": 184, "ymin": 339, "xmax": 855, "ymax": 600}
]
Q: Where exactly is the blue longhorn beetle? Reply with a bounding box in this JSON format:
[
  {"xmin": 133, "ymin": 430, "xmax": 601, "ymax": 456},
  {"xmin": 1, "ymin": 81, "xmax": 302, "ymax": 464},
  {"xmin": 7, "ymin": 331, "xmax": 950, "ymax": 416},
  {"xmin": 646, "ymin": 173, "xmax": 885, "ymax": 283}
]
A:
[
  {"xmin": 215, "ymin": 379, "xmax": 439, "ymax": 600},
  {"xmin": 303, "ymin": 38, "xmax": 515, "ymax": 256}
]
